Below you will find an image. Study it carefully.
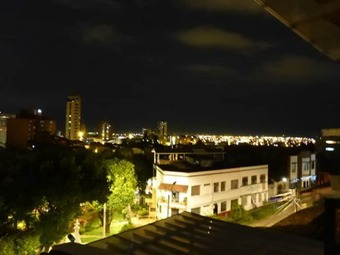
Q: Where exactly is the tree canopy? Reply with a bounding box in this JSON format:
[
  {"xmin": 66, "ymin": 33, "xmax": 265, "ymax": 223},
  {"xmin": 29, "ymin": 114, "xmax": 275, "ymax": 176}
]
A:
[
  {"xmin": 106, "ymin": 158, "xmax": 137, "ymax": 212},
  {"xmin": 0, "ymin": 145, "xmax": 110, "ymax": 252}
]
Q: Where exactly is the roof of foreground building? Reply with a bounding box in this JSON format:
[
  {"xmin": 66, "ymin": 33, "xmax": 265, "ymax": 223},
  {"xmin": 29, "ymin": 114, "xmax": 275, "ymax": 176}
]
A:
[
  {"xmin": 48, "ymin": 211, "xmax": 323, "ymax": 255},
  {"xmin": 254, "ymin": 0, "xmax": 340, "ymax": 62}
]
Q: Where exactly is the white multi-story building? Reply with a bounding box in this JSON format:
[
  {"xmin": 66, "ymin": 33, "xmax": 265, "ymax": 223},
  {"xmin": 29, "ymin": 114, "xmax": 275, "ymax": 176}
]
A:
[{"xmin": 154, "ymin": 163, "xmax": 268, "ymax": 219}]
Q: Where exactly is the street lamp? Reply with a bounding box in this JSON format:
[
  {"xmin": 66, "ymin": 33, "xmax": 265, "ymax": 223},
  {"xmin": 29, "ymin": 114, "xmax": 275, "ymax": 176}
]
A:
[{"xmin": 167, "ymin": 181, "xmax": 176, "ymax": 218}]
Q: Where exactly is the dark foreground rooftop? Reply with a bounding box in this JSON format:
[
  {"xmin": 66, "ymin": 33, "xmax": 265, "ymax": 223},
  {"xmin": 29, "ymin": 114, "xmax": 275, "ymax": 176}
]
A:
[{"xmin": 48, "ymin": 211, "xmax": 323, "ymax": 255}]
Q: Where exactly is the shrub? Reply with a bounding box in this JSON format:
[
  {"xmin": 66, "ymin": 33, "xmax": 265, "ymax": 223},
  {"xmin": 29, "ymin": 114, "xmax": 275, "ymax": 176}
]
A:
[
  {"xmin": 0, "ymin": 232, "xmax": 40, "ymax": 255},
  {"xmin": 225, "ymin": 204, "xmax": 253, "ymax": 224},
  {"xmin": 119, "ymin": 223, "xmax": 135, "ymax": 233},
  {"xmin": 137, "ymin": 208, "xmax": 149, "ymax": 217}
]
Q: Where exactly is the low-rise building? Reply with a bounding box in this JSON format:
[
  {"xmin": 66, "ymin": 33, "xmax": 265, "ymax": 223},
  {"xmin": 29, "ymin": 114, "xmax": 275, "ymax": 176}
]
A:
[
  {"xmin": 154, "ymin": 162, "xmax": 268, "ymax": 219},
  {"xmin": 288, "ymin": 151, "xmax": 317, "ymax": 192}
]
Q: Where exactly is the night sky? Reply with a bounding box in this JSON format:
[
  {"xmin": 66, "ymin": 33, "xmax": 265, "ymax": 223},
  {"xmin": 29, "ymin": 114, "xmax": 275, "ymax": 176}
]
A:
[{"xmin": 1, "ymin": 0, "xmax": 340, "ymax": 137}]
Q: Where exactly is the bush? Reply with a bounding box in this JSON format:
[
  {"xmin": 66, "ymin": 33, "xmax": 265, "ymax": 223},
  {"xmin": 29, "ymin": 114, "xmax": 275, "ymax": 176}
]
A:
[
  {"xmin": 250, "ymin": 203, "xmax": 277, "ymax": 220},
  {"xmin": 131, "ymin": 203, "xmax": 142, "ymax": 212},
  {"xmin": 225, "ymin": 204, "xmax": 253, "ymax": 224},
  {"xmin": 0, "ymin": 232, "xmax": 40, "ymax": 255},
  {"xmin": 119, "ymin": 223, "xmax": 135, "ymax": 233},
  {"xmin": 83, "ymin": 218, "xmax": 102, "ymax": 233},
  {"xmin": 137, "ymin": 208, "xmax": 149, "ymax": 217}
]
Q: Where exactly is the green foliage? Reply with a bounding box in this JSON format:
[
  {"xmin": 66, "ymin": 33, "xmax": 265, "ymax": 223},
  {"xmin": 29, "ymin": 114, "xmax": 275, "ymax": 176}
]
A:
[
  {"xmin": 225, "ymin": 204, "xmax": 253, "ymax": 224},
  {"xmin": 0, "ymin": 145, "xmax": 110, "ymax": 251},
  {"xmin": 79, "ymin": 202, "xmax": 102, "ymax": 233},
  {"xmin": 131, "ymin": 203, "xmax": 142, "ymax": 212},
  {"xmin": 113, "ymin": 146, "xmax": 153, "ymax": 195},
  {"xmin": 250, "ymin": 203, "xmax": 277, "ymax": 220},
  {"xmin": 0, "ymin": 231, "xmax": 40, "ymax": 255},
  {"xmin": 137, "ymin": 208, "xmax": 149, "ymax": 216},
  {"xmin": 106, "ymin": 158, "xmax": 137, "ymax": 213},
  {"xmin": 119, "ymin": 222, "xmax": 135, "ymax": 233},
  {"xmin": 129, "ymin": 154, "xmax": 153, "ymax": 194}
]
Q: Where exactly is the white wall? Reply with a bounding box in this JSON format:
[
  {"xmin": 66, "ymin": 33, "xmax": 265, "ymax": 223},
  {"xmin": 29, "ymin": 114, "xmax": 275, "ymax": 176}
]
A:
[{"xmin": 155, "ymin": 165, "xmax": 268, "ymax": 219}]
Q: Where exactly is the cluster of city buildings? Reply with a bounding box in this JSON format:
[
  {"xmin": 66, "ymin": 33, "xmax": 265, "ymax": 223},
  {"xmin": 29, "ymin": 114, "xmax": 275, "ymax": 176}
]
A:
[
  {"xmin": 0, "ymin": 95, "xmax": 170, "ymax": 149},
  {"xmin": 0, "ymin": 95, "xmax": 336, "ymax": 220},
  {"xmin": 0, "ymin": 94, "xmax": 317, "ymax": 149},
  {"xmin": 147, "ymin": 146, "xmax": 320, "ymax": 220},
  {"xmin": 197, "ymin": 134, "xmax": 315, "ymax": 147},
  {"xmin": 47, "ymin": 1, "xmax": 340, "ymax": 253},
  {"xmin": 1, "ymin": 95, "xmax": 338, "ymax": 255}
]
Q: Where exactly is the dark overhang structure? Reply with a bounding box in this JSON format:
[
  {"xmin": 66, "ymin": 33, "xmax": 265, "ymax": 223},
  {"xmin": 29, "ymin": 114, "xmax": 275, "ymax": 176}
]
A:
[
  {"xmin": 255, "ymin": 0, "xmax": 340, "ymax": 62},
  {"xmin": 49, "ymin": 211, "xmax": 323, "ymax": 255}
]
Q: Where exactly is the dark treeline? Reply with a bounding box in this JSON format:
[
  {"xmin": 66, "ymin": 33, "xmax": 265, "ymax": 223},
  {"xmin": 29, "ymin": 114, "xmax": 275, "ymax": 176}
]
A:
[{"xmin": 0, "ymin": 141, "xmax": 154, "ymax": 254}]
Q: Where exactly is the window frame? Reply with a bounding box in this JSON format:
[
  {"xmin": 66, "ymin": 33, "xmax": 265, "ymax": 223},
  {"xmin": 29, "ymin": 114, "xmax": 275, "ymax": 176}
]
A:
[{"xmin": 191, "ymin": 185, "xmax": 200, "ymax": 196}]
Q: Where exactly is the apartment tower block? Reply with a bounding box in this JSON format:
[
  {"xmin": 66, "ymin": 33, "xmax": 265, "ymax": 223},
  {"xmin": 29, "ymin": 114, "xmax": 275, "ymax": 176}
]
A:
[{"xmin": 65, "ymin": 96, "xmax": 81, "ymax": 140}]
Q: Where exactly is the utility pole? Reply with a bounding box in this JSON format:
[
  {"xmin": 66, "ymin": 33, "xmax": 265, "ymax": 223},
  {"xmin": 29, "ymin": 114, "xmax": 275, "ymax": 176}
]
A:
[
  {"xmin": 103, "ymin": 203, "xmax": 107, "ymax": 237},
  {"xmin": 167, "ymin": 181, "xmax": 176, "ymax": 218}
]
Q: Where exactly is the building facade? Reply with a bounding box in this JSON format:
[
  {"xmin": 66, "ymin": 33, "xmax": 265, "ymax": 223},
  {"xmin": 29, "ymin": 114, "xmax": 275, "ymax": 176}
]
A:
[
  {"xmin": 0, "ymin": 112, "xmax": 15, "ymax": 147},
  {"xmin": 288, "ymin": 151, "xmax": 317, "ymax": 192},
  {"xmin": 65, "ymin": 96, "xmax": 81, "ymax": 140},
  {"xmin": 157, "ymin": 121, "xmax": 167, "ymax": 137},
  {"xmin": 156, "ymin": 121, "xmax": 168, "ymax": 145},
  {"xmin": 98, "ymin": 121, "xmax": 112, "ymax": 142},
  {"xmin": 6, "ymin": 109, "xmax": 56, "ymax": 149},
  {"xmin": 154, "ymin": 164, "xmax": 268, "ymax": 219}
]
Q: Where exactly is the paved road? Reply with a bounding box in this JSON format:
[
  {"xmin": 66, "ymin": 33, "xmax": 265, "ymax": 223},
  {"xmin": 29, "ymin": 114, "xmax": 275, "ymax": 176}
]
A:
[
  {"xmin": 248, "ymin": 192, "xmax": 315, "ymax": 227},
  {"xmin": 248, "ymin": 186, "xmax": 333, "ymax": 228}
]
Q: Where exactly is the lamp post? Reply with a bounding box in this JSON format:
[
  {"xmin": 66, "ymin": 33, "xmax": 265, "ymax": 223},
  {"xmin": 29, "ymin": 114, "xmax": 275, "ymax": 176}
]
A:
[
  {"xmin": 167, "ymin": 181, "xmax": 176, "ymax": 218},
  {"xmin": 103, "ymin": 203, "xmax": 107, "ymax": 237}
]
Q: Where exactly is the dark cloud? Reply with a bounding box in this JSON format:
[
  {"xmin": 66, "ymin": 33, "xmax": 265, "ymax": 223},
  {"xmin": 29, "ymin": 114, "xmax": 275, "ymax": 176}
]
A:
[
  {"xmin": 253, "ymin": 55, "xmax": 340, "ymax": 84},
  {"xmin": 183, "ymin": 0, "xmax": 263, "ymax": 13},
  {"xmin": 1, "ymin": 0, "xmax": 340, "ymax": 136},
  {"xmin": 183, "ymin": 64, "xmax": 239, "ymax": 78},
  {"xmin": 80, "ymin": 23, "xmax": 121, "ymax": 46},
  {"xmin": 51, "ymin": 0, "xmax": 121, "ymax": 11},
  {"xmin": 176, "ymin": 26, "xmax": 271, "ymax": 52}
]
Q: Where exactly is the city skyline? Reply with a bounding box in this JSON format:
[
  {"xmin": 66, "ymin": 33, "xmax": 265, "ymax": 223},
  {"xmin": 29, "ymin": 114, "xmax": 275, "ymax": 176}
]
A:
[{"xmin": 2, "ymin": 1, "xmax": 340, "ymax": 137}]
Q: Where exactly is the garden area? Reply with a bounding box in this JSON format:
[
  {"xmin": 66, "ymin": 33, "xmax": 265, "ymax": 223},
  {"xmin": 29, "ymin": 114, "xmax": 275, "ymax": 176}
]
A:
[
  {"xmin": 76, "ymin": 198, "xmax": 153, "ymax": 244},
  {"xmin": 214, "ymin": 201, "xmax": 285, "ymax": 225}
]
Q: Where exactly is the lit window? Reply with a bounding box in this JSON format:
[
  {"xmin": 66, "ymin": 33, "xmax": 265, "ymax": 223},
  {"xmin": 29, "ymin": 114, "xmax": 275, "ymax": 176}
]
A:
[
  {"xmin": 242, "ymin": 177, "xmax": 248, "ymax": 186},
  {"xmin": 302, "ymin": 162, "xmax": 310, "ymax": 172},
  {"xmin": 260, "ymin": 174, "xmax": 266, "ymax": 183},
  {"xmin": 191, "ymin": 185, "xmax": 200, "ymax": 196},
  {"xmin": 221, "ymin": 201, "xmax": 227, "ymax": 211},
  {"xmin": 191, "ymin": 207, "xmax": 201, "ymax": 214},
  {"xmin": 291, "ymin": 162, "xmax": 297, "ymax": 173},
  {"xmin": 214, "ymin": 182, "xmax": 219, "ymax": 192},
  {"xmin": 231, "ymin": 180, "xmax": 238, "ymax": 189},
  {"xmin": 221, "ymin": 181, "xmax": 226, "ymax": 191}
]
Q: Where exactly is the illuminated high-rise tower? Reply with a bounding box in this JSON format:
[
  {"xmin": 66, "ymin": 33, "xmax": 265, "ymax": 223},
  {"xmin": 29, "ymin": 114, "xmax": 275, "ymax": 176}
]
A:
[
  {"xmin": 65, "ymin": 96, "xmax": 81, "ymax": 140},
  {"xmin": 157, "ymin": 121, "xmax": 168, "ymax": 138},
  {"xmin": 98, "ymin": 121, "xmax": 112, "ymax": 141},
  {"xmin": 0, "ymin": 112, "xmax": 15, "ymax": 147}
]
